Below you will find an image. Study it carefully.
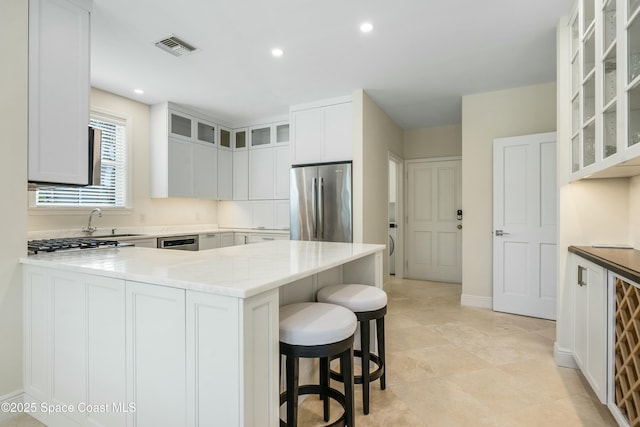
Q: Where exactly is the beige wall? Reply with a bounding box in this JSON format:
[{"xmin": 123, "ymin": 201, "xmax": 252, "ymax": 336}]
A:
[
  {"xmin": 0, "ymin": 0, "xmax": 27, "ymax": 397},
  {"xmin": 461, "ymin": 82, "xmax": 557, "ymax": 304},
  {"xmin": 359, "ymin": 91, "xmax": 403, "ymax": 274},
  {"xmin": 352, "ymin": 90, "xmax": 403, "ymax": 271},
  {"xmin": 28, "ymin": 89, "xmax": 219, "ymax": 232},
  {"xmin": 403, "ymin": 124, "xmax": 462, "ymax": 159}
]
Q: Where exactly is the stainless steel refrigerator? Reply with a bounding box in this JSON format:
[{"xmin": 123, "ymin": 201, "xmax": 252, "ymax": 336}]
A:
[{"xmin": 290, "ymin": 162, "xmax": 352, "ymax": 242}]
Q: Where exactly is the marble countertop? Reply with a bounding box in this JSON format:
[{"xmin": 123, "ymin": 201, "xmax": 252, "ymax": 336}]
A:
[
  {"xmin": 21, "ymin": 240, "xmax": 385, "ymax": 298},
  {"xmin": 27, "ymin": 224, "xmax": 290, "ymax": 240},
  {"xmin": 569, "ymin": 246, "xmax": 640, "ymax": 284}
]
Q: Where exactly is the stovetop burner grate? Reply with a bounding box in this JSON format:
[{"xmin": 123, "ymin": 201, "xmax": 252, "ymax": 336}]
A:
[{"xmin": 28, "ymin": 238, "xmax": 120, "ymax": 254}]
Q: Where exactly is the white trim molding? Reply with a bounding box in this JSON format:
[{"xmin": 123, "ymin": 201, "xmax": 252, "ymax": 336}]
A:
[
  {"xmin": 460, "ymin": 294, "xmax": 492, "ymax": 309},
  {"xmin": 0, "ymin": 390, "xmax": 24, "ymax": 422},
  {"xmin": 554, "ymin": 342, "xmax": 578, "ymax": 369}
]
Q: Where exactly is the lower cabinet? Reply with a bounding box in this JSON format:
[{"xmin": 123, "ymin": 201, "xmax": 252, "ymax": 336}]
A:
[
  {"xmin": 570, "ymin": 253, "xmax": 607, "ymax": 403},
  {"xmin": 24, "ymin": 268, "xmax": 127, "ymax": 427},
  {"xmin": 23, "ymin": 266, "xmax": 279, "ymax": 427},
  {"xmin": 199, "ymin": 233, "xmax": 220, "ymax": 250},
  {"xmin": 126, "ymin": 282, "xmax": 186, "ymax": 427}
]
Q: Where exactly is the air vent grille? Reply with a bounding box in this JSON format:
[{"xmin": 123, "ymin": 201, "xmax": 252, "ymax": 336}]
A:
[{"xmin": 155, "ymin": 35, "xmax": 198, "ymax": 57}]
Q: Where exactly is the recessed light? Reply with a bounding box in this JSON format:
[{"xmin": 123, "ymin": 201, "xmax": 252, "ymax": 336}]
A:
[
  {"xmin": 134, "ymin": 89, "xmax": 144, "ymax": 94},
  {"xmin": 360, "ymin": 22, "xmax": 373, "ymax": 33},
  {"xmin": 271, "ymin": 48, "xmax": 284, "ymax": 57}
]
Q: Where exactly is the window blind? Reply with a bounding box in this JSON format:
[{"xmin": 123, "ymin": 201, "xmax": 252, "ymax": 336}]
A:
[{"xmin": 36, "ymin": 115, "xmax": 127, "ymax": 207}]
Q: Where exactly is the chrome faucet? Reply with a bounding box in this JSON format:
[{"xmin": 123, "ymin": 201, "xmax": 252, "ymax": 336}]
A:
[{"xmin": 82, "ymin": 208, "xmax": 102, "ymax": 234}]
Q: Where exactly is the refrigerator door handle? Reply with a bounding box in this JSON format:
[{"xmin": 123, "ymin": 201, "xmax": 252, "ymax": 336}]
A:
[
  {"xmin": 312, "ymin": 177, "xmax": 318, "ymax": 239},
  {"xmin": 318, "ymin": 177, "xmax": 324, "ymax": 239}
]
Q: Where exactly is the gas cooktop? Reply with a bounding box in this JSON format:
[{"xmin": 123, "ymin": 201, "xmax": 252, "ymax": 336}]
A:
[{"xmin": 28, "ymin": 237, "xmax": 121, "ymax": 255}]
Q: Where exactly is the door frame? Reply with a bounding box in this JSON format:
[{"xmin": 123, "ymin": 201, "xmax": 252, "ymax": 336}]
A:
[
  {"xmin": 389, "ymin": 152, "xmax": 404, "ymax": 279},
  {"xmin": 404, "ymin": 155, "xmax": 462, "ymax": 282}
]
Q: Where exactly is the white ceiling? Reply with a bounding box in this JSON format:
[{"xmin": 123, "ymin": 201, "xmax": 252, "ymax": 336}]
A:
[{"xmin": 91, "ymin": 0, "xmax": 573, "ymax": 130}]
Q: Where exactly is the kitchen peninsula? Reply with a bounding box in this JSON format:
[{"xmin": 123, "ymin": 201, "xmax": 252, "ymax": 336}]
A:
[{"xmin": 21, "ymin": 240, "xmax": 384, "ymax": 427}]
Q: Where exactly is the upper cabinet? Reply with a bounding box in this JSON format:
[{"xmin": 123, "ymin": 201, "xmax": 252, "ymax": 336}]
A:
[
  {"xmin": 151, "ymin": 102, "xmax": 230, "ymax": 199},
  {"xmin": 290, "ymin": 96, "xmax": 352, "ymax": 166},
  {"xmin": 28, "ymin": 0, "xmax": 92, "ymax": 185},
  {"xmin": 568, "ymin": 0, "xmax": 640, "ymax": 179}
]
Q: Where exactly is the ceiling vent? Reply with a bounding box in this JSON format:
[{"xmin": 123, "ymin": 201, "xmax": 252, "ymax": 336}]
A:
[{"xmin": 155, "ymin": 35, "xmax": 198, "ymax": 57}]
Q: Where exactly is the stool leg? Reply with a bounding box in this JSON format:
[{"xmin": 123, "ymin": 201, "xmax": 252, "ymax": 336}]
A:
[
  {"xmin": 320, "ymin": 356, "xmax": 330, "ymax": 421},
  {"xmin": 360, "ymin": 318, "xmax": 371, "ymax": 414},
  {"xmin": 341, "ymin": 346, "xmax": 355, "ymax": 427},
  {"xmin": 376, "ymin": 316, "xmax": 386, "ymax": 390},
  {"xmin": 286, "ymin": 355, "xmax": 299, "ymax": 427}
]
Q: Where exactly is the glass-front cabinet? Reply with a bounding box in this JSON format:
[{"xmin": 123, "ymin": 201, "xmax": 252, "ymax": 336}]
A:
[{"xmin": 568, "ymin": 0, "xmax": 640, "ymax": 179}]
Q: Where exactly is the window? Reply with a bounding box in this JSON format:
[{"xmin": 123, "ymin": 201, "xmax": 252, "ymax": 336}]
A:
[{"xmin": 36, "ymin": 114, "xmax": 127, "ymax": 207}]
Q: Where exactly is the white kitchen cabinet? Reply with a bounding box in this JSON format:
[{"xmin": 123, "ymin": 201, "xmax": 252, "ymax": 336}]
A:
[
  {"xmin": 199, "ymin": 233, "xmax": 220, "ymax": 250},
  {"xmin": 233, "ymin": 150, "xmax": 249, "ymax": 200},
  {"xmin": 194, "ymin": 143, "xmax": 218, "ymax": 199},
  {"xmin": 126, "ymin": 281, "xmax": 186, "ymax": 427},
  {"xmin": 249, "ymin": 124, "xmax": 272, "ymax": 147},
  {"xmin": 218, "ymin": 148, "xmax": 233, "ymax": 200},
  {"xmin": 566, "ymin": 0, "xmax": 640, "ymax": 179},
  {"xmin": 167, "ymin": 139, "xmax": 194, "ymax": 197},
  {"xmin": 233, "ymin": 128, "xmax": 248, "ymax": 150},
  {"xmin": 23, "ymin": 267, "xmax": 127, "ymax": 427},
  {"xmin": 275, "ymin": 200, "xmax": 290, "ymax": 230},
  {"xmin": 234, "ymin": 232, "xmax": 248, "ymax": 245},
  {"xmin": 249, "ymin": 147, "xmax": 275, "ymax": 200},
  {"xmin": 28, "ymin": 0, "xmax": 92, "ymax": 185},
  {"xmin": 219, "ymin": 126, "xmax": 232, "ymax": 150},
  {"xmin": 290, "ymin": 97, "xmax": 352, "ymax": 166},
  {"xmin": 118, "ymin": 237, "xmax": 157, "ymax": 248},
  {"xmin": 252, "ymin": 200, "xmax": 275, "ymax": 229},
  {"xmin": 247, "ymin": 232, "xmax": 289, "ymax": 244},
  {"xmin": 151, "ymin": 102, "xmax": 231, "ymax": 199},
  {"xmin": 571, "ymin": 253, "xmax": 607, "ymax": 403},
  {"xmin": 220, "ymin": 232, "xmax": 234, "ymax": 247},
  {"xmin": 274, "ymin": 145, "xmax": 290, "ymax": 199}
]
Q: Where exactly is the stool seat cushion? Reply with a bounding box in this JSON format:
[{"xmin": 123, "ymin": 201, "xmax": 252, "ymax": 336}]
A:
[
  {"xmin": 280, "ymin": 302, "xmax": 357, "ymax": 346},
  {"xmin": 317, "ymin": 284, "xmax": 387, "ymax": 312}
]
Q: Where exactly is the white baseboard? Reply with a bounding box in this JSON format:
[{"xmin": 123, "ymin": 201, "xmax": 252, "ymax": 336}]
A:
[
  {"xmin": 460, "ymin": 294, "xmax": 493, "ymax": 309},
  {"xmin": 554, "ymin": 342, "xmax": 578, "ymax": 369},
  {"xmin": 0, "ymin": 390, "xmax": 24, "ymax": 422}
]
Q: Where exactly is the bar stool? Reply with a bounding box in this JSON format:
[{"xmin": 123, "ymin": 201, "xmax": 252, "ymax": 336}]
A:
[
  {"xmin": 316, "ymin": 284, "xmax": 387, "ymax": 415},
  {"xmin": 279, "ymin": 302, "xmax": 357, "ymax": 427}
]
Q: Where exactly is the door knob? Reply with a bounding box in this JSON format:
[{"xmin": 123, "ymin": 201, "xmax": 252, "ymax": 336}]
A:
[
  {"xmin": 495, "ymin": 230, "xmax": 510, "ymax": 236},
  {"xmin": 457, "ymin": 225, "xmax": 462, "ymax": 229}
]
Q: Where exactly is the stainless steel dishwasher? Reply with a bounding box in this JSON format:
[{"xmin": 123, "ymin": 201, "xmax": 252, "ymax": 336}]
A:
[{"xmin": 157, "ymin": 235, "xmax": 199, "ymax": 251}]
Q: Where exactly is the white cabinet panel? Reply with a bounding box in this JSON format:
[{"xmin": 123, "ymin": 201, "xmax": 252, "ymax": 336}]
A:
[
  {"xmin": 126, "ymin": 282, "xmax": 186, "ymax": 427},
  {"xmin": 571, "ymin": 253, "xmax": 607, "ymax": 403},
  {"xmin": 234, "ymin": 233, "xmax": 248, "ymax": 245},
  {"xmin": 323, "ymin": 102, "xmax": 353, "ymax": 162},
  {"xmin": 28, "ymin": 0, "xmax": 91, "ymax": 185},
  {"xmin": 186, "ymin": 292, "xmax": 240, "ymax": 427},
  {"xmin": 23, "ymin": 267, "xmax": 127, "ymax": 427},
  {"xmin": 218, "ymin": 148, "xmax": 233, "ymax": 200},
  {"xmin": 199, "ymin": 233, "xmax": 220, "ymax": 250},
  {"xmin": 249, "ymin": 147, "xmax": 275, "ymax": 200},
  {"xmin": 233, "ymin": 150, "xmax": 249, "ymax": 200},
  {"xmin": 290, "ymin": 108, "xmax": 323, "ymax": 165},
  {"xmin": 194, "ymin": 143, "xmax": 218, "ymax": 199},
  {"xmin": 220, "ymin": 232, "xmax": 234, "ymax": 248},
  {"xmin": 252, "ymin": 200, "xmax": 274, "ymax": 229},
  {"xmin": 168, "ymin": 139, "xmax": 193, "ymax": 197},
  {"xmin": 275, "ymin": 200, "xmax": 290, "ymax": 230},
  {"xmin": 290, "ymin": 99, "xmax": 352, "ymax": 165},
  {"xmin": 274, "ymin": 145, "xmax": 290, "ymax": 199}
]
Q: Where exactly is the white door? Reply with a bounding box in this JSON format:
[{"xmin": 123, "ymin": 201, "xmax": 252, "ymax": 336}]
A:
[
  {"xmin": 406, "ymin": 158, "xmax": 462, "ymax": 283},
  {"xmin": 493, "ymin": 132, "xmax": 557, "ymax": 320}
]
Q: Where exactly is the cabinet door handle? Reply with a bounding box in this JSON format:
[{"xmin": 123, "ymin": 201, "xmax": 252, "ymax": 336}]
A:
[
  {"xmin": 262, "ymin": 237, "xmax": 275, "ymax": 241},
  {"xmin": 578, "ymin": 265, "xmax": 587, "ymax": 287}
]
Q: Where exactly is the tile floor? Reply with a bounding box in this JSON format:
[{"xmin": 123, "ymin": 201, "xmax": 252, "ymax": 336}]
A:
[{"xmin": 1, "ymin": 276, "xmax": 619, "ymax": 427}]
